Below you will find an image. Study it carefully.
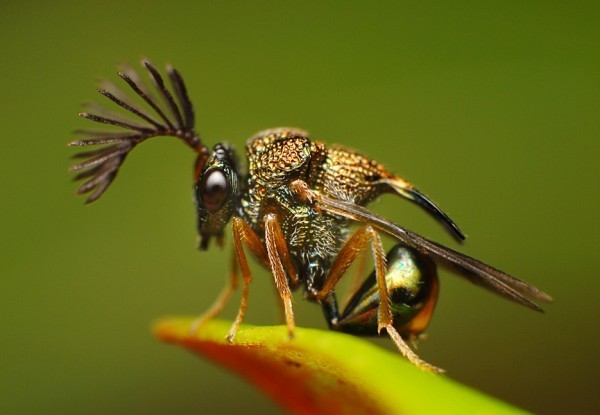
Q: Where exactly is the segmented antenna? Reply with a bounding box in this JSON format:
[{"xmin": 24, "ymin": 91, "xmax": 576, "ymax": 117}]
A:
[{"xmin": 69, "ymin": 60, "xmax": 204, "ymax": 203}]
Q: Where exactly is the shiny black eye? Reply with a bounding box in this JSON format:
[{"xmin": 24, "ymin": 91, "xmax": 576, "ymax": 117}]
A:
[{"xmin": 200, "ymin": 169, "xmax": 230, "ymax": 211}]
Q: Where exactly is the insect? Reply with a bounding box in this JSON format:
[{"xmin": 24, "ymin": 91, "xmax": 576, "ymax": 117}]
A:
[{"xmin": 69, "ymin": 60, "xmax": 552, "ymax": 372}]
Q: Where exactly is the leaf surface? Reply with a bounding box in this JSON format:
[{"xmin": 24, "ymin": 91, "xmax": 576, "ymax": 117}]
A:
[{"xmin": 154, "ymin": 318, "xmax": 529, "ymax": 415}]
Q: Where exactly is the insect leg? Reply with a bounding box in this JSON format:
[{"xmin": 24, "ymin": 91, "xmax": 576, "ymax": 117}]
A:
[
  {"xmin": 368, "ymin": 227, "xmax": 392, "ymax": 333},
  {"xmin": 264, "ymin": 213, "xmax": 298, "ymax": 339},
  {"xmin": 386, "ymin": 325, "xmax": 444, "ymax": 373},
  {"xmin": 320, "ymin": 293, "xmax": 341, "ymax": 329},
  {"xmin": 340, "ymin": 246, "xmax": 368, "ymax": 311},
  {"xmin": 189, "ymin": 246, "xmax": 239, "ymax": 335},
  {"xmin": 226, "ymin": 217, "xmax": 269, "ymax": 342},
  {"xmin": 316, "ymin": 223, "xmax": 442, "ymax": 372},
  {"xmin": 316, "ymin": 226, "xmax": 371, "ymax": 301},
  {"xmin": 268, "ymin": 215, "xmax": 299, "ymax": 324},
  {"xmin": 316, "ymin": 225, "xmax": 393, "ymax": 334},
  {"xmin": 264, "ymin": 213, "xmax": 300, "ymax": 288}
]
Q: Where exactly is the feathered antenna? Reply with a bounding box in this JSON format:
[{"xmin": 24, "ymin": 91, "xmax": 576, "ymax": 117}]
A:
[{"xmin": 69, "ymin": 60, "xmax": 205, "ymax": 203}]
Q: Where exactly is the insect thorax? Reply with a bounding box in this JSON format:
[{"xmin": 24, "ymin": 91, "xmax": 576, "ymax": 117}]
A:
[{"xmin": 239, "ymin": 128, "xmax": 394, "ymax": 292}]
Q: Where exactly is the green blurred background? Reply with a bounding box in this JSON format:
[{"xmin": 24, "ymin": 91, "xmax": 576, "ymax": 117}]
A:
[{"xmin": 1, "ymin": 1, "xmax": 598, "ymax": 414}]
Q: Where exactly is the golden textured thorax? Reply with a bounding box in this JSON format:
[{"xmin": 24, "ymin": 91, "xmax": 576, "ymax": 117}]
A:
[{"xmin": 240, "ymin": 128, "xmax": 394, "ymax": 292}]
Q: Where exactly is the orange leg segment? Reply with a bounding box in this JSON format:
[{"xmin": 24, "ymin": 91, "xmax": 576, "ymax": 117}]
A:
[
  {"xmin": 316, "ymin": 225, "xmax": 392, "ymax": 333},
  {"xmin": 290, "ymin": 179, "xmax": 443, "ymax": 372},
  {"xmin": 189, "ymin": 246, "xmax": 240, "ymax": 335},
  {"xmin": 225, "ymin": 217, "xmax": 269, "ymax": 342},
  {"xmin": 264, "ymin": 213, "xmax": 297, "ymax": 339},
  {"xmin": 386, "ymin": 325, "xmax": 444, "ymax": 373},
  {"xmin": 341, "ymin": 247, "xmax": 368, "ymax": 310}
]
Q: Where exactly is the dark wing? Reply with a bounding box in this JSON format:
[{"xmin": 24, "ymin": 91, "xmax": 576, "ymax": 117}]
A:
[
  {"xmin": 291, "ymin": 182, "xmax": 552, "ymax": 311},
  {"xmin": 69, "ymin": 60, "xmax": 204, "ymax": 203}
]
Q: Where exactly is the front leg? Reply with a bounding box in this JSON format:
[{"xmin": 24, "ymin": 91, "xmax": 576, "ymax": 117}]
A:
[
  {"xmin": 226, "ymin": 216, "xmax": 269, "ymax": 342},
  {"xmin": 189, "ymin": 217, "xmax": 263, "ymax": 341},
  {"xmin": 189, "ymin": 246, "xmax": 240, "ymax": 335}
]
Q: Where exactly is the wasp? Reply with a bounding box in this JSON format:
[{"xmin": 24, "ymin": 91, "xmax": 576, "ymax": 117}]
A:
[{"xmin": 69, "ymin": 60, "xmax": 551, "ymax": 372}]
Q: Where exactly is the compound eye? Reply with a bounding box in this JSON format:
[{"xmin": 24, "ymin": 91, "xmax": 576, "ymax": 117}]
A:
[{"xmin": 200, "ymin": 169, "xmax": 230, "ymax": 211}]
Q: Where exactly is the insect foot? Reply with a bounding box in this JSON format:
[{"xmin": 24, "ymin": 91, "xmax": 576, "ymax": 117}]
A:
[{"xmin": 386, "ymin": 324, "xmax": 445, "ymax": 374}]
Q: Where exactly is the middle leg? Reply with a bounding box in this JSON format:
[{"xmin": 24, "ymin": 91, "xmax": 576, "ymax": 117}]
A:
[
  {"xmin": 316, "ymin": 225, "xmax": 392, "ymax": 333},
  {"xmin": 264, "ymin": 213, "xmax": 300, "ymax": 339}
]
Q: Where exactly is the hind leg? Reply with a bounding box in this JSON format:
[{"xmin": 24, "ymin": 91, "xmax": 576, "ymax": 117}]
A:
[{"xmin": 321, "ymin": 242, "xmax": 443, "ymax": 373}]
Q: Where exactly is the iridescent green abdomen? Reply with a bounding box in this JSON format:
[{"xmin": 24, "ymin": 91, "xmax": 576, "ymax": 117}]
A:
[{"xmin": 336, "ymin": 245, "xmax": 439, "ymax": 337}]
